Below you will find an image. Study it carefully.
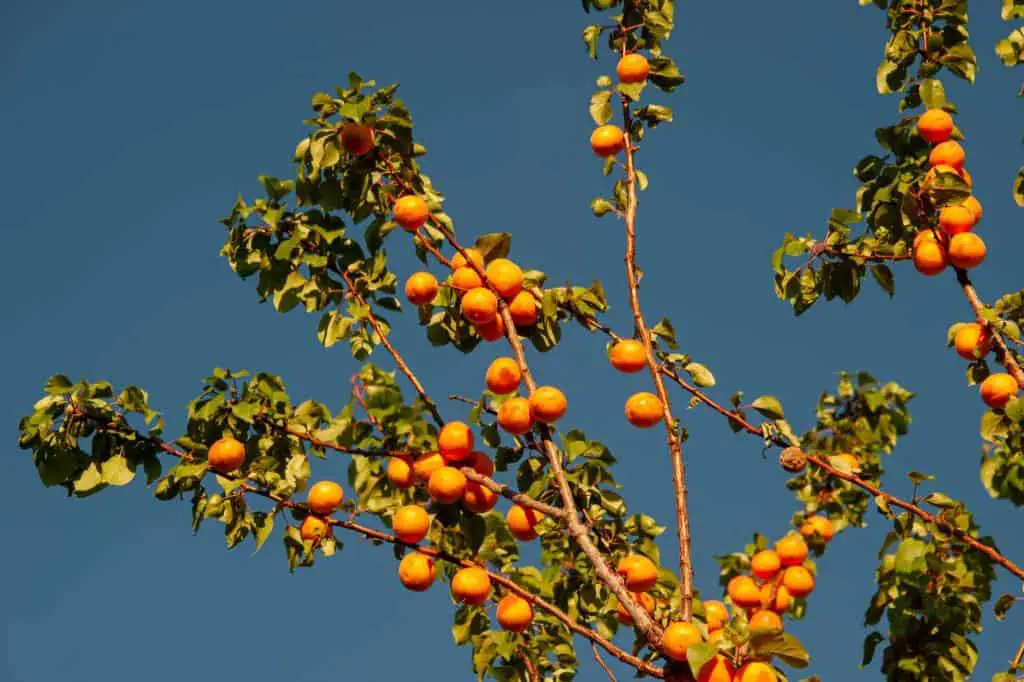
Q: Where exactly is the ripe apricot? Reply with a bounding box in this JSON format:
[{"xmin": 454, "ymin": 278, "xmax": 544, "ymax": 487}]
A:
[
  {"xmin": 751, "ymin": 550, "xmax": 781, "ymax": 581},
  {"xmin": 450, "ymin": 248, "xmax": 484, "ymax": 271},
  {"xmin": 339, "ymin": 122, "xmax": 375, "ymax": 156},
  {"xmin": 398, "ymin": 552, "xmax": 435, "ymax": 592},
  {"xmin": 800, "ymin": 515, "xmax": 834, "ymax": 542},
  {"xmin": 451, "ymin": 566, "xmax": 491, "ymax": 605},
  {"xmin": 485, "ymin": 258, "xmax": 523, "ymax": 300},
  {"xmin": 307, "ymin": 480, "xmax": 344, "ymax": 515},
  {"xmin": 463, "ymin": 452, "xmax": 499, "ymax": 513},
  {"xmin": 835, "ymin": 453, "xmax": 861, "ymax": 473},
  {"xmin": 507, "ymin": 504, "xmax": 544, "ymax": 541},
  {"xmin": 662, "ymin": 622, "xmax": 702, "ymax": 661},
  {"xmin": 954, "ymin": 323, "xmax": 991, "ymax": 360},
  {"xmin": 707, "ymin": 629, "xmax": 724, "ymax": 644},
  {"xmin": 912, "ymin": 237, "xmax": 948, "ymax": 276},
  {"xmin": 405, "ymin": 272, "xmax": 439, "ymax": 305},
  {"xmin": 496, "ymin": 595, "xmax": 534, "ymax": 632},
  {"xmin": 980, "ymin": 373, "xmax": 1020, "ymax": 410},
  {"xmin": 938, "ymin": 205, "xmax": 976, "ymax": 235},
  {"xmin": 759, "ymin": 583, "xmax": 793, "ymax": 613},
  {"xmin": 394, "ymin": 195, "xmax": 429, "ymax": 231},
  {"xmin": 962, "ymin": 195, "xmax": 983, "ymax": 224},
  {"xmin": 727, "ymin": 575, "xmax": 762, "ymax": 608},
  {"xmin": 387, "ymin": 455, "xmax": 415, "ymax": 489},
  {"xmin": 590, "ymin": 124, "xmax": 626, "ymax": 157},
  {"xmin": 736, "ymin": 662, "xmax": 778, "ymax": 682},
  {"xmin": 438, "ymin": 421, "xmax": 474, "ymax": 463},
  {"xmin": 703, "ymin": 600, "xmax": 729, "ymax": 631},
  {"xmin": 781, "ymin": 566, "xmax": 815, "ymax": 598},
  {"xmin": 427, "ymin": 466, "xmax": 467, "ymax": 504},
  {"xmin": 616, "ymin": 554, "xmax": 659, "ymax": 592},
  {"xmin": 625, "ymin": 392, "xmax": 664, "ymax": 428},
  {"xmin": 393, "ymin": 505, "xmax": 430, "ymax": 544},
  {"xmin": 948, "ymin": 232, "xmax": 986, "ymax": 269},
  {"xmin": 697, "ymin": 655, "xmax": 735, "ymax": 682},
  {"xmin": 300, "ymin": 515, "xmax": 330, "ymax": 542},
  {"xmin": 498, "ymin": 396, "xmax": 533, "ymax": 434},
  {"xmin": 913, "ymin": 228, "xmax": 940, "ymax": 249},
  {"xmin": 928, "ymin": 140, "xmax": 965, "ymax": 169},
  {"xmin": 508, "ymin": 291, "xmax": 539, "ymax": 327},
  {"xmin": 749, "ymin": 609, "xmax": 783, "ymax": 632},
  {"xmin": 617, "ymin": 53, "xmax": 650, "ymax": 84},
  {"xmin": 413, "ymin": 451, "xmax": 446, "ymax": 482},
  {"xmin": 208, "ymin": 436, "xmax": 246, "ymax": 474},
  {"xmin": 486, "ymin": 357, "xmax": 522, "ymax": 394},
  {"xmin": 461, "ymin": 287, "xmax": 499, "ymax": 326},
  {"xmin": 616, "ymin": 591, "xmax": 656, "ymax": 625},
  {"xmin": 529, "ymin": 386, "xmax": 567, "ymax": 424},
  {"xmin": 475, "ymin": 314, "xmax": 506, "ymax": 342},
  {"xmin": 917, "ymin": 108, "xmax": 954, "ymax": 143},
  {"xmin": 451, "ymin": 266, "xmax": 484, "ymax": 293},
  {"xmin": 775, "ymin": 534, "xmax": 809, "ymax": 566},
  {"xmin": 610, "ymin": 339, "xmax": 647, "ymax": 373},
  {"xmin": 961, "ymin": 167, "xmax": 973, "ymax": 188}
]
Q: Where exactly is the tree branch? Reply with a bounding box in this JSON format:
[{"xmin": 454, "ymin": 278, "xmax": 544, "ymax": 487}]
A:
[{"xmin": 592, "ymin": 642, "xmax": 619, "ymax": 682}]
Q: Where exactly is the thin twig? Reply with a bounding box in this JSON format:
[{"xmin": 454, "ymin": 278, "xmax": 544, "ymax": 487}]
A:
[{"xmin": 592, "ymin": 642, "xmax": 619, "ymax": 682}]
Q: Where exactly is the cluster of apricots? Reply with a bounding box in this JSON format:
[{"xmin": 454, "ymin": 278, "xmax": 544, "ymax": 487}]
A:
[
  {"xmin": 609, "ymin": 339, "xmax": 667, "ymax": 428},
  {"xmin": 912, "ymin": 109, "xmax": 986, "ymax": 276},
  {"xmin": 588, "ymin": 52, "xmax": 650, "ymax": 158},
  {"xmin": 911, "ymin": 111, "xmax": 1022, "ymax": 412}
]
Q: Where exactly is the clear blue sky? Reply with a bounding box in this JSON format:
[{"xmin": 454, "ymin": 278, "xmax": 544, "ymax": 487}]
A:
[{"xmin": 2, "ymin": 1, "xmax": 1022, "ymax": 680}]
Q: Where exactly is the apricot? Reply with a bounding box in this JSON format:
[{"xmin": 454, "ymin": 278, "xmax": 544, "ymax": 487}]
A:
[
  {"xmin": 625, "ymin": 392, "xmax": 664, "ymax": 428},
  {"xmin": 485, "ymin": 258, "xmax": 523, "ymax": 300},
  {"xmin": 461, "ymin": 287, "xmax": 499, "ymax": 326},
  {"xmin": 450, "ymin": 248, "xmax": 484, "ymax": 271},
  {"xmin": 496, "ymin": 594, "xmax": 534, "ymax": 632},
  {"xmin": 749, "ymin": 609, "xmax": 783, "ymax": 632},
  {"xmin": 590, "ymin": 124, "xmax": 626, "ymax": 157},
  {"xmin": 954, "ymin": 323, "xmax": 990, "ymax": 360},
  {"xmin": 394, "ymin": 195, "xmax": 428, "ymax": 231},
  {"xmin": 948, "ymin": 232, "xmax": 986, "ymax": 269},
  {"xmin": 775, "ymin": 534, "xmax": 809, "ymax": 567},
  {"xmin": 412, "ymin": 451, "xmax": 446, "ymax": 482},
  {"xmin": 610, "ymin": 339, "xmax": 647, "ymax": 373},
  {"xmin": 387, "ymin": 455, "xmax": 415, "ymax": 489},
  {"xmin": 438, "ymin": 421, "xmax": 474, "ymax": 463},
  {"xmin": 697, "ymin": 655, "xmax": 735, "ymax": 682},
  {"xmin": 208, "ymin": 436, "xmax": 245, "ymax": 474},
  {"xmin": 800, "ymin": 515, "xmax": 834, "ymax": 542},
  {"xmin": 506, "ymin": 504, "xmax": 544, "ymax": 541},
  {"xmin": 393, "ymin": 505, "xmax": 430, "ymax": 544},
  {"xmin": 912, "ymin": 237, "xmax": 948, "ymax": 276},
  {"xmin": 616, "ymin": 554, "xmax": 659, "ymax": 592},
  {"xmin": 475, "ymin": 314, "xmax": 506, "ymax": 342},
  {"xmin": 727, "ymin": 575, "xmax": 762, "ymax": 608},
  {"xmin": 307, "ymin": 481, "xmax": 344, "ymax": 515},
  {"xmin": 405, "ymin": 272, "xmax": 439, "ymax": 305},
  {"xmin": 486, "ymin": 357, "xmax": 522, "ymax": 394},
  {"xmin": 962, "ymin": 196, "xmax": 983, "ymax": 224},
  {"xmin": 339, "ymin": 122, "xmax": 375, "ymax": 156},
  {"xmin": 781, "ymin": 566, "xmax": 815, "ymax": 598},
  {"xmin": 450, "ymin": 266, "xmax": 483, "ymax": 293},
  {"xmin": 980, "ymin": 373, "xmax": 1020, "ymax": 410},
  {"xmin": 529, "ymin": 386, "xmax": 567, "ymax": 424},
  {"xmin": 929, "ymin": 140, "xmax": 965, "ymax": 169},
  {"xmin": 427, "ymin": 466, "xmax": 467, "ymax": 504},
  {"xmin": 662, "ymin": 622, "xmax": 702, "ymax": 661},
  {"xmin": 498, "ymin": 396, "xmax": 533, "ymax": 435},
  {"xmin": 451, "ymin": 566, "xmax": 491, "ymax": 605},
  {"xmin": 703, "ymin": 600, "xmax": 729, "ymax": 631},
  {"xmin": 508, "ymin": 291, "xmax": 539, "ymax": 327},
  {"xmin": 462, "ymin": 452, "xmax": 499, "ymax": 513},
  {"xmin": 751, "ymin": 549, "xmax": 781, "ymax": 581},
  {"xmin": 616, "ymin": 591, "xmax": 656, "ymax": 625},
  {"xmin": 736, "ymin": 662, "xmax": 778, "ymax": 682},
  {"xmin": 938, "ymin": 205, "xmax": 975, "ymax": 235},
  {"xmin": 398, "ymin": 552, "xmax": 435, "ymax": 592},
  {"xmin": 300, "ymin": 515, "xmax": 330, "ymax": 542},
  {"xmin": 917, "ymin": 108, "xmax": 954, "ymax": 143},
  {"xmin": 759, "ymin": 583, "xmax": 793, "ymax": 613},
  {"xmin": 617, "ymin": 53, "xmax": 650, "ymax": 83}
]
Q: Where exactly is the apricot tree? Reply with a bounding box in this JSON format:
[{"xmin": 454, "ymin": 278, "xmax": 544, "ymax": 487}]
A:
[{"xmin": 16, "ymin": 1, "xmax": 1024, "ymax": 680}]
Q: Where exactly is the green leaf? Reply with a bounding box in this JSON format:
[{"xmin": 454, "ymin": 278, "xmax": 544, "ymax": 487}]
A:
[
  {"xmin": 591, "ymin": 197, "xmax": 615, "ymax": 217},
  {"xmin": 686, "ymin": 643, "xmax": 717, "ymax": 679},
  {"xmin": 994, "ymin": 593, "xmax": 1016, "ymax": 621},
  {"xmin": 582, "ymin": 25, "xmax": 602, "ymax": 59},
  {"xmin": 751, "ymin": 396, "xmax": 785, "ymax": 420},
  {"xmin": 894, "ymin": 538, "xmax": 928, "ymax": 574},
  {"xmin": 651, "ymin": 318, "xmax": 678, "ymax": 349},
  {"xmin": 589, "ymin": 90, "xmax": 613, "ymax": 125},
  {"xmin": 919, "ymin": 79, "xmax": 946, "ymax": 109},
  {"xmin": 100, "ymin": 454, "xmax": 136, "ymax": 486},
  {"xmin": 473, "ymin": 233, "xmax": 511, "ymax": 262},
  {"xmin": 749, "ymin": 632, "xmax": 809, "ymax": 668},
  {"xmin": 684, "ymin": 362, "xmax": 715, "ymax": 387},
  {"xmin": 870, "ymin": 264, "xmax": 895, "ymax": 297}
]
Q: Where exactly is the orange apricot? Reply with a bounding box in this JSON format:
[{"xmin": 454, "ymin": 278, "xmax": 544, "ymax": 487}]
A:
[
  {"xmin": 508, "ymin": 291, "xmax": 539, "ymax": 327},
  {"xmin": 616, "ymin": 554, "xmax": 659, "ymax": 592},
  {"xmin": 697, "ymin": 655, "xmax": 735, "ymax": 682},
  {"xmin": 208, "ymin": 436, "xmax": 246, "ymax": 474},
  {"xmin": 307, "ymin": 480, "xmax": 344, "ymax": 515},
  {"xmin": 438, "ymin": 421, "xmax": 474, "ymax": 463},
  {"xmin": 703, "ymin": 600, "xmax": 729, "ymax": 631},
  {"xmin": 393, "ymin": 195, "xmax": 429, "ymax": 231},
  {"xmin": 928, "ymin": 140, "xmax": 965, "ymax": 169},
  {"xmin": 662, "ymin": 622, "xmax": 702, "ymax": 661},
  {"xmin": 781, "ymin": 566, "xmax": 815, "ymax": 598},
  {"xmin": 610, "ymin": 339, "xmax": 647, "ymax": 373},
  {"xmin": 617, "ymin": 53, "xmax": 650, "ymax": 83},
  {"xmin": 451, "ymin": 566, "xmax": 491, "ymax": 605},
  {"xmin": 616, "ymin": 591, "xmax": 656, "ymax": 625},
  {"xmin": 398, "ymin": 552, "xmax": 436, "ymax": 592},
  {"xmin": 917, "ymin": 108, "xmax": 954, "ymax": 143},
  {"xmin": 450, "ymin": 266, "xmax": 483, "ymax": 293},
  {"xmin": 392, "ymin": 505, "xmax": 430, "ymax": 544},
  {"xmin": 751, "ymin": 550, "xmax": 782, "ymax": 581},
  {"xmin": 590, "ymin": 124, "xmax": 626, "ymax": 157},
  {"xmin": 300, "ymin": 515, "xmax": 330, "ymax": 542},
  {"xmin": 496, "ymin": 594, "xmax": 534, "ymax": 632},
  {"xmin": 727, "ymin": 575, "xmax": 762, "ymax": 608},
  {"xmin": 497, "ymin": 396, "xmax": 533, "ymax": 435},
  {"xmin": 486, "ymin": 357, "xmax": 522, "ymax": 394},
  {"xmin": 412, "ymin": 451, "xmax": 446, "ymax": 482},
  {"xmin": 980, "ymin": 373, "xmax": 1020, "ymax": 410},
  {"xmin": 625, "ymin": 392, "xmax": 664, "ymax": 428},
  {"xmin": 450, "ymin": 248, "xmax": 484, "ymax": 271},
  {"xmin": 759, "ymin": 584, "xmax": 793, "ymax": 613},
  {"xmin": 775, "ymin": 534, "xmax": 809, "ymax": 566},
  {"xmin": 962, "ymin": 196, "xmax": 983, "ymax": 224},
  {"xmin": 954, "ymin": 323, "xmax": 991, "ymax": 360},
  {"xmin": 475, "ymin": 314, "xmax": 506, "ymax": 342},
  {"xmin": 405, "ymin": 271, "xmax": 439, "ymax": 305},
  {"xmin": 462, "ymin": 452, "xmax": 499, "ymax": 513},
  {"xmin": 387, "ymin": 455, "xmax": 415, "ymax": 489},
  {"xmin": 506, "ymin": 504, "xmax": 544, "ymax": 541},
  {"xmin": 529, "ymin": 386, "xmax": 567, "ymax": 424},
  {"xmin": 948, "ymin": 232, "xmax": 986, "ymax": 269},
  {"xmin": 912, "ymin": 237, "xmax": 948, "ymax": 276},
  {"xmin": 461, "ymin": 287, "xmax": 499, "ymax": 326},
  {"xmin": 800, "ymin": 515, "xmax": 835, "ymax": 542},
  {"xmin": 427, "ymin": 466, "xmax": 467, "ymax": 504},
  {"xmin": 938, "ymin": 205, "xmax": 976, "ymax": 235},
  {"xmin": 749, "ymin": 609, "xmax": 783, "ymax": 632},
  {"xmin": 485, "ymin": 258, "xmax": 523, "ymax": 300},
  {"xmin": 736, "ymin": 661, "xmax": 779, "ymax": 682}
]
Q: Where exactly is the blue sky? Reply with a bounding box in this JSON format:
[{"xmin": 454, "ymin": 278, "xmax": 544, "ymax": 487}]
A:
[{"xmin": 2, "ymin": 1, "xmax": 1022, "ymax": 680}]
